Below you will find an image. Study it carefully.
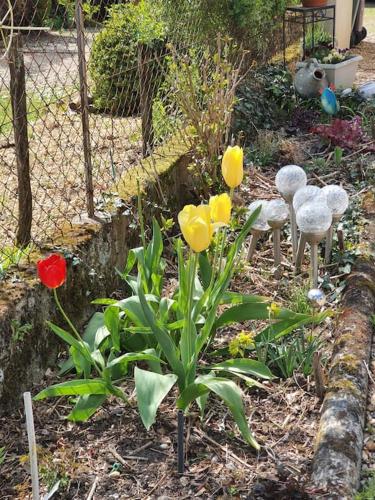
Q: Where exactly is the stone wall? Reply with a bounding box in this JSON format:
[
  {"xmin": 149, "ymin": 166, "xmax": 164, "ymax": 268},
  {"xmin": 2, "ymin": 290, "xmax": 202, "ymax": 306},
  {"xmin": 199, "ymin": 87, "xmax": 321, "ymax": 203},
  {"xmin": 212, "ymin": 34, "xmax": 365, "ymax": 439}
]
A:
[{"xmin": 0, "ymin": 142, "xmax": 192, "ymax": 413}]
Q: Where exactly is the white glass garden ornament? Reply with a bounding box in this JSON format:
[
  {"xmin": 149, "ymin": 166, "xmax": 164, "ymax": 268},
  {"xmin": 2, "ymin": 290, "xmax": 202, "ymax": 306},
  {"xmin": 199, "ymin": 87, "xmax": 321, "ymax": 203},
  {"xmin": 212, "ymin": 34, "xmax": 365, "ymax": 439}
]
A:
[
  {"xmin": 293, "ymin": 185, "xmax": 321, "ymax": 213},
  {"xmin": 296, "ymin": 201, "xmax": 332, "ymax": 235},
  {"xmin": 307, "ymin": 288, "xmax": 326, "ymax": 309},
  {"xmin": 321, "ymin": 185, "xmax": 349, "ymax": 217},
  {"xmin": 275, "ymin": 165, "xmax": 308, "ymax": 201},
  {"xmin": 321, "ymin": 185, "xmax": 349, "ymax": 264},
  {"xmin": 296, "ymin": 201, "xmax": 332, "ymax": 287},
  {"xmin": 247, "ymin": 200, "xmax": 270, "ymax": 260},
  {"xmin": 264, "ymin": 199, "xmax": 289, "ymax": 275},
  {"xmin": 275, "ymin": 165, "xmax": 307, "ymax": 261}
]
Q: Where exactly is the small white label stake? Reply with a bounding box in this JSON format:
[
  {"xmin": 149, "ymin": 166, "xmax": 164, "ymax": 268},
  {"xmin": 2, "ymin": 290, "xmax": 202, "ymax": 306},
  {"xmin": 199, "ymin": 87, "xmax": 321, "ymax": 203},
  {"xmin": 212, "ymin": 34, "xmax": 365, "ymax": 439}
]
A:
[{"xmin": 23, "ymin": 391, "xmax": 40, "ymax": 500}]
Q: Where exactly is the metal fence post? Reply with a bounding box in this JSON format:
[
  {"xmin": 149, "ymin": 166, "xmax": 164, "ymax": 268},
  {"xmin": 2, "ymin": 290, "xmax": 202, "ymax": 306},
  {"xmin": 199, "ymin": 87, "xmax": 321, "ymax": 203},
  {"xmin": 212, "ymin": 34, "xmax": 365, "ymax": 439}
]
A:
[
  {"xmin": 75, "ymin": 0, "xmax": 95, "ymax": 218},
  {"xmin": 8, "ymin": 34, "xmax": 32, "ymax": 248}
]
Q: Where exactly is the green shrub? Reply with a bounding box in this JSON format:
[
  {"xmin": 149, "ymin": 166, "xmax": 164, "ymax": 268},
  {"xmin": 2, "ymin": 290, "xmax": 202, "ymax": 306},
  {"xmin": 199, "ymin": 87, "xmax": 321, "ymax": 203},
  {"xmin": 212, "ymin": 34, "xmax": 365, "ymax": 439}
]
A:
[
  {"xmin": 89, "ymin": 1, "xmax": 166, "ymax": 115},
  {"xmin": 158, "ymin": 0, "xmax": 299, "ymax": 60},
  {"xmin": 232, "ymin": 65, "xmax": 295, "ymax": 144}
]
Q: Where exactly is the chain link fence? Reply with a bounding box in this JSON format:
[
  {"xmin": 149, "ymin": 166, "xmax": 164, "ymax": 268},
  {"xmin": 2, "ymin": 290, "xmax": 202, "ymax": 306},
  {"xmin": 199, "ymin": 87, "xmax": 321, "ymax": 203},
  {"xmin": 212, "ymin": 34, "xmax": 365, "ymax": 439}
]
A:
[{"xmin": 0, "ymin": 0, "xmax": 294, "ymax": 275}]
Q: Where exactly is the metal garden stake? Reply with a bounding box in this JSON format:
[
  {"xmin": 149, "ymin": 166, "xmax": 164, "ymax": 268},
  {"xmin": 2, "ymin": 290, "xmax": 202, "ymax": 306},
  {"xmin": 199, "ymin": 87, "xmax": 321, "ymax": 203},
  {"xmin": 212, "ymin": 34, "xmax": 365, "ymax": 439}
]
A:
[
  {"xmin": 246, "ymin": 200, "xmax": 270, "ymax": 261},
  {"xmin": 296, "ymin": 201, "xmax": 332, "ymax": 287},
  {"xmin": 177, "ymin": 410, "xmax": 184, "ymax": 474},
  {"xmin": 264, "ymin": 199, "xmax": 289, "ymax": 277},
  {"xmin": 321, "ymin": 185, "xmax": 349, "ymax": 264}
]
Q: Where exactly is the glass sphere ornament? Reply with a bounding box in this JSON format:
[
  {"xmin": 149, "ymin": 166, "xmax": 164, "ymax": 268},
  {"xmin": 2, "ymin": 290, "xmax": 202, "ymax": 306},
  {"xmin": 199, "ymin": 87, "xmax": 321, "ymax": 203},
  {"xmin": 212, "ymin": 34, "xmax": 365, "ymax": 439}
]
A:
[
  {"xmin": 293, "ymin": 185, "xmax": 321, "ymax": 213},
  {"xmin": 296, "ymin": 201, "xmax": 332, "ymax": 236},
  {"xmin": 321, "ymin": 185, "xmax": 349, "ymax": 217},
  {"xmin": 264, "ymin": 199, "xmax": 289, "ymax": 227},
  {"xmin": 307, "ymin": 288, "xmax": 326, "ymax": 308},
  {"xmin": 248, "ymin": 200, "xmax": 270, "ymax": 231},
  {"xmin": 275, "ymin": 165, "xmax": 307, "ymax": 201}
]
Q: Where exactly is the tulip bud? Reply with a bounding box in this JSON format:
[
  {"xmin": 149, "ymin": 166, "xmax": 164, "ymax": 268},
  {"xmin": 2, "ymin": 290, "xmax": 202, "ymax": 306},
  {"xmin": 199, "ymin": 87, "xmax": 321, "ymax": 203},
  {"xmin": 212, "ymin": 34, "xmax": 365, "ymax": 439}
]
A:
[
  {"xmin": 221, "ymin": 145, "xmax": 244, "ymax": 189},
  {"xmin": 178, "ymin": 204, "xmax": 213, "ymax": 253},
  {"xmin": 209, "ymin": 193, "xmax": 232, "ymax": 225}
]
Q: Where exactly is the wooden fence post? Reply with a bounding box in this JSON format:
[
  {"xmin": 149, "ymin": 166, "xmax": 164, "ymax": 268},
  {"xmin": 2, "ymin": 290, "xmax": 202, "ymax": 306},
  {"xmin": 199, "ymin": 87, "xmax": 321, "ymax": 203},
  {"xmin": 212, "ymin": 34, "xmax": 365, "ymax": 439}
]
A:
[
  {"xmin": 138, "ymin": 43, "xmax": 155, "ymax": 158},
  {"xmin": 8, "ymin": 34, "xmax": 32, "ymax": 248},
  {"xmin": 75, "ymin": 0, "xmax": 95, "ymax": 218}
]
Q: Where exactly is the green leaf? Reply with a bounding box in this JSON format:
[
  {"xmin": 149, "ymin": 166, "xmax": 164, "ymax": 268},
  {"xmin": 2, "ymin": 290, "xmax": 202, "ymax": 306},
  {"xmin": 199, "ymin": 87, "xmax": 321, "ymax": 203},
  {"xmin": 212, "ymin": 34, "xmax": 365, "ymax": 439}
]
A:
[
  {"xmin": 47, "ymin": 321, "xmax": 92, "ymax": 364},
  {"xmin": 214, "ymin": 302, "xmax": 270, "ymax": 330},
  {"xmin": 135, "ymin": 367, "xmax": 177, "ymax": 430},
  {"xmin": 220, "ymin": 292, "xmax": 267, "ymax": 305},
  {"xmin": 107, "ymin": 351, "xmax": 163, "ymax": 372},
  {"xmin": 137, "ymin": 277, "xmax": 185, "ymax": 383},
  {"xmin": 67, "ymin": 394, "xmax": 107, "ymax": 422},
  {"xmin": 208, "ymin": 358, "xmax": 273, "ymax": 379},
  {"xmin": 104, "ymin": 306, "xmax": 121, "ymax": 352},
  {"xmin": 34, "ymin": 379, "xmax": 110, "ymax": 400},
  {"xmin": 198, "ymin": 251, "xmax": 212, "ymax": 290},
  {"xmin": 82, "ymin": 312, "xmax": 106, "ymax": 349},
  {"xmin": 91, "ymin": 298, "xmax": 118, "ymax": 306},
  {"xmin": 177, "ymin": 376, "xmax": 259, "ymax": 449}
]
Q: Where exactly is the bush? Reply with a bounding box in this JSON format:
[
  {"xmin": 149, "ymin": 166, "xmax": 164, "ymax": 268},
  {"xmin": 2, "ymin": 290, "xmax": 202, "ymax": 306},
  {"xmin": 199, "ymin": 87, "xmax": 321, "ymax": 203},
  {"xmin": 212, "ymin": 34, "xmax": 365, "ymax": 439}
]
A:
[
  {"xmin": 158, "ymin": 0, "xmax": 299, "ymax": 61},
  {"xmin": 232, "ymin": 65, "xmax": 295, "ymax": 145},
  {"xmin": 89, "ymin": 1, "xmax": 166, "ymax": 115}
]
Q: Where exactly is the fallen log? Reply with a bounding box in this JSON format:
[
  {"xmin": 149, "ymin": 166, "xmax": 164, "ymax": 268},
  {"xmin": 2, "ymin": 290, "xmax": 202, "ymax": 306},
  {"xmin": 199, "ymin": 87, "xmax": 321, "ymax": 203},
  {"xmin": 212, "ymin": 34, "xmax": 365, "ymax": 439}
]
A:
[{"xmin": 310, "ymin": 259, "xmax": 375, "ymax": 498}]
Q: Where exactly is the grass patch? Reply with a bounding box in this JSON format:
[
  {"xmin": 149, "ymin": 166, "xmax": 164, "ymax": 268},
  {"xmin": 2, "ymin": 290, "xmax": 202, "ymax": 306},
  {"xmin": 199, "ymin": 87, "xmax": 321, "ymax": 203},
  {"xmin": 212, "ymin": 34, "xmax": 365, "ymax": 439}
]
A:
[
  {"xmin": 355, "ymin": 473, "xmax": 375, "ymax": 500},
  {"xmin": 0, "ymin": 91, "xmax": 75, "ymax": 137}
]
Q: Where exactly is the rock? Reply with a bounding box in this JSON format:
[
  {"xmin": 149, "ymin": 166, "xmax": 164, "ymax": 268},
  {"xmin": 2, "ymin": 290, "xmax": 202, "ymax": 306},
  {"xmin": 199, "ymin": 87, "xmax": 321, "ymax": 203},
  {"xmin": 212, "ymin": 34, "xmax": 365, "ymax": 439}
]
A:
[
  {"xmin": 109, "ymin": 471, "xmax": 121, "ymax": 478},
  {"xmin": 365, "ymin": 440, "xmax": 375, "ymax": 452}
]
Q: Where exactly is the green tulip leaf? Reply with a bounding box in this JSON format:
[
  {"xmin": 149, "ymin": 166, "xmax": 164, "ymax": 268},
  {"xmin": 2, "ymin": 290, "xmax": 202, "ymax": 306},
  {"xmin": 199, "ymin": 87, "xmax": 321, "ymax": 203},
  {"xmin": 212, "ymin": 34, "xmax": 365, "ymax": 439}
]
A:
[
  {"xmin": 177, "ymin": 376, "xmax": 259, "ymax": 449},
  {"xmin": 34, "ymin": 379, "xmax": 110, "ymax": 400},
  {"xmin": 67, "ymin": 394, "xmax": 107, "ymax": 422},
  {"xmin": 207, "ymin": 358, "xmax": 274, "ymax": 379},
  {"xmin": 135, "ymin": 367, "xmax": 177, "ymax": 430}
]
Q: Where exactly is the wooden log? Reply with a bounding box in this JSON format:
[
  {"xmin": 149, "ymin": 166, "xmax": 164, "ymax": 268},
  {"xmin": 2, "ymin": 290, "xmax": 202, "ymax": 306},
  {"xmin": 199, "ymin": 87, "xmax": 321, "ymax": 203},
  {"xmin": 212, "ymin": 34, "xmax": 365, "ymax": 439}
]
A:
[
  {"xmin": 8, "ymin": 34, "xmax": 32, "ymax": 248},
  {"xmin": 138, "ymin": 43, "xmax": 155, "ymax": 158},
  {"xmin": 75, "ymin": 0, "xmax": 95, "ymax": 218},
  {"xmin": 310, "ymin": 259, "xmax": 375, "ymax": 498}
]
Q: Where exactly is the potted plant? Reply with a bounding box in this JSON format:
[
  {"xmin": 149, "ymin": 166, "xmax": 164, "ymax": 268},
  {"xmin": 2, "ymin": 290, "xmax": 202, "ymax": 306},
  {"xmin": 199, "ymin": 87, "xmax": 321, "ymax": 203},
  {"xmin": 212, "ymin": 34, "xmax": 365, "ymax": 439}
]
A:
[
  {"xmin": 302, "ymin": 0, "xmax": 327, "ymax": 7},
  {"xmin": 297, "ymin": 47, "xmax": 363, "ymax": 89}
]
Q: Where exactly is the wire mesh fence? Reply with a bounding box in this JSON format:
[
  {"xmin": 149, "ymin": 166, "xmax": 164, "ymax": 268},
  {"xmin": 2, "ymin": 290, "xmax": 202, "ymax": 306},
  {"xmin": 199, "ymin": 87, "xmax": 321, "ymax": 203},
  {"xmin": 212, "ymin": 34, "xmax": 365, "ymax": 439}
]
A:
[{"xmin": 0, "ymin": 0, "xmax": 294, "ymax": 275}]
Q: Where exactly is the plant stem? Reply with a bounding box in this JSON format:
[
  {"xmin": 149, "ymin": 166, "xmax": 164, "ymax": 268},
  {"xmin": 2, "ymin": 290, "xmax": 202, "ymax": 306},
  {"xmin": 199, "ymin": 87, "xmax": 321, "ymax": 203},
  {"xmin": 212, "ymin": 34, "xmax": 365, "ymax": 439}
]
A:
[
  {"xmin": 185, "ymin": 252, "xmax": 198, "ymax": 384},
  {"xmin": 137, "ymin": 180, "xmax": 146, "ymax": 249},
  {"xmin": 53, "ymin": 289, "xmax": 102, "ymax": 376},
  {"xmin": 53, "ymin": 289, "xmax": 82, "ymax": 342}
]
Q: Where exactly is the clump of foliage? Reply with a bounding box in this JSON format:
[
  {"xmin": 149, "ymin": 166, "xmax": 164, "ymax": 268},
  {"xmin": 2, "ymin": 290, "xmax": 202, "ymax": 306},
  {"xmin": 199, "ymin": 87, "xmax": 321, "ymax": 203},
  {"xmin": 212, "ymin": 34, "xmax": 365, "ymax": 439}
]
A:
[
  {"xmin": 309, "ymin": 47, "xmax": 353, "ymax": 65},
  {"xmin": 89, "ymin": 1, "xmax": 166, "ymax": 115},
  {"xmin": 233, "ymin": 65, "xmax": 295, "ymax": 144},
  {"xmin": 305, "ymin": 25, "xmax": 332, "ymax": 51},
  {"xmin": 311, "ymin": 117, "xmax": 375, "ymax": 151},
  {"xmin": 34, "ymin": 180, "xmax": 326, "ymax": 449},
  {"xmin": 168, "ymin": 39, "xmax": 243, "ymax": 185},
  {"xmin": 158, "ymin": 0, "xmax": 299, "ymax": 61}
]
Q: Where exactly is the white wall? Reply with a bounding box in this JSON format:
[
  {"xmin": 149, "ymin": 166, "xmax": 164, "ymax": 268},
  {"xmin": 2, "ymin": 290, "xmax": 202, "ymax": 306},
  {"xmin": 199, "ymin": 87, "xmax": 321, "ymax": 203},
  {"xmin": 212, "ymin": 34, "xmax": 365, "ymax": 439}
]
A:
[{"xmin": 334, "ymin": 0, "xmax": 353, "ymax": 49}]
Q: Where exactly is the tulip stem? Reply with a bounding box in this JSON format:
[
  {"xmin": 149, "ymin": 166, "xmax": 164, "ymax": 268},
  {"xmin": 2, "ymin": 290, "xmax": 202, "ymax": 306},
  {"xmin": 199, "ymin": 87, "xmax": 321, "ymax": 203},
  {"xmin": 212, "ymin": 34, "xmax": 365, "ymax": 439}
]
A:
[
  {"xmin": 184, "ymin": 251, "xmax": 198, "ymax": 384},
  {"xmin": 53, "ymin": 289, "xmax": 81, "ymax": 342},
  {"xmin": 218, "ymin": 228, "xmax": 227, "ymax": 278},
  {"xmin": 53, "ymin": 289, "xmax": 103, "ymax": 376}
]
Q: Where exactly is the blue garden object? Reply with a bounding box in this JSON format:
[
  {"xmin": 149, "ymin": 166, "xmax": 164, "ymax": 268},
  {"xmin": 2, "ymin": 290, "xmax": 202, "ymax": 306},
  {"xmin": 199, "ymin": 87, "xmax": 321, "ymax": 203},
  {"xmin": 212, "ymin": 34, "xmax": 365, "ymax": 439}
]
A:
[{"xmin": 321, "ymin": 87, "xmax": 340, "ymax": 116}]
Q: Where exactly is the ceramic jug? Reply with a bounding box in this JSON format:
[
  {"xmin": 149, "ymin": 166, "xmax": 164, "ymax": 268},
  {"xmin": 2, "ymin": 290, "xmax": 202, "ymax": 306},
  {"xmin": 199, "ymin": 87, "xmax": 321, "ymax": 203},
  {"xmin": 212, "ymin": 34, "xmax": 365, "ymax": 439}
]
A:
[{"xmin": 294, "ymin": 59, "xmax": 328, "ymax": 98}]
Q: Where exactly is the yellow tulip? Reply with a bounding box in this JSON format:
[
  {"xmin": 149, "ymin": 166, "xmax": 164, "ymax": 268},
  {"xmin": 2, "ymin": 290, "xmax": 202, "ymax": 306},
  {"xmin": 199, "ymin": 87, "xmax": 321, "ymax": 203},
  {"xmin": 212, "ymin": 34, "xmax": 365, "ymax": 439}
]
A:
[
  {"xmin": 221, "ymin": 145, "xmax": 244, "ymax": 188},
  {"xmin": 209, "ymin": 193, "xmax": 232, "ymax": 225},
  {"xmin": 178, "ymin": 204, "xmax": 213, "ymax": 253}
]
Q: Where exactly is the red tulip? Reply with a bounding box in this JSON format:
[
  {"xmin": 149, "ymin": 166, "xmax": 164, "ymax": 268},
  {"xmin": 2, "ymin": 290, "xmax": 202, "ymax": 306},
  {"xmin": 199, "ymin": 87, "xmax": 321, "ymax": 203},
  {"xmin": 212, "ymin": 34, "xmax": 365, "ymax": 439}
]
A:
[{"xmin": 37, "ymin": 254, "xmax": 67, "ymax": 289}]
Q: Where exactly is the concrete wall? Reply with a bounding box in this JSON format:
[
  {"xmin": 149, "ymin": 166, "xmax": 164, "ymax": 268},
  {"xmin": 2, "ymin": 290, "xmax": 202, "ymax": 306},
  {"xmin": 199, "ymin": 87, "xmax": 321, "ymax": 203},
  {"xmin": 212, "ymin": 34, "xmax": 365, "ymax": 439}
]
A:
[{"xmin": 0, "ymin": 145, "xmax": 192, "ymax": 414}]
